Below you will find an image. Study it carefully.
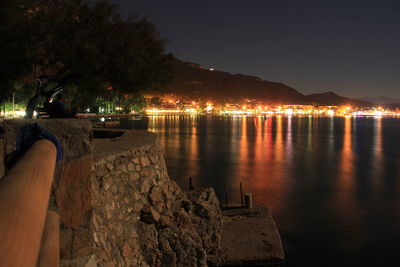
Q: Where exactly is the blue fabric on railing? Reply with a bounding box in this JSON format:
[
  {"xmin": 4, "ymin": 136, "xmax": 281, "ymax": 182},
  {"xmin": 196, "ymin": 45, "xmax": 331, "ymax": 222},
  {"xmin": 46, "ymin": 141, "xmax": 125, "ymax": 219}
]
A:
[{"xmin": 16, "ymin": 123, "xmax": 63, "ymax": 162}]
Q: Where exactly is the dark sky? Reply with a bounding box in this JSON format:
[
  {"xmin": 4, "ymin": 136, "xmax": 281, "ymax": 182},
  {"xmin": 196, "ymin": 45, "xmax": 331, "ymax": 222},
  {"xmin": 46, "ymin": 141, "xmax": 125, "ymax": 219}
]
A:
[{"xmin": 111, "ymin": 0, "xmax": 400, "ymax": 98}]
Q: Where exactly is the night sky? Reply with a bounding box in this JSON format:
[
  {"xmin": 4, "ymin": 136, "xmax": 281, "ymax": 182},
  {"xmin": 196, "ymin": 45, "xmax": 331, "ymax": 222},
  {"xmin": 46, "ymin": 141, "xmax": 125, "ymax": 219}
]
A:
[{"xmin": 111, "ymin": 0, "xmax": 400, "ymax": 98}]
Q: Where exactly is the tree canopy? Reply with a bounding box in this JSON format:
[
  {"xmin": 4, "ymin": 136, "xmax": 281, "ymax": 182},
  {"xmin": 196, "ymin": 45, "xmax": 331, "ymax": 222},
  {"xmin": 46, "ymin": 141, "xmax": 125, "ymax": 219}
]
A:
[{"xmin": 0, "ymin": 0, "xmax": 172, "ymax": 107}]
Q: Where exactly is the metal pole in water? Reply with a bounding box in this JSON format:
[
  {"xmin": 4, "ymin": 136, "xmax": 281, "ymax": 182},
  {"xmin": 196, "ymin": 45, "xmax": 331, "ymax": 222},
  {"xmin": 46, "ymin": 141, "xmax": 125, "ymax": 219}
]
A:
[
  {"xmin": 244, "ymin": 192, "xmax": 253, "ymax": 209},
  {"xmin": 189, "ymin": 177, "xmax": 194, "ymax": 190},
  {"xmin": 240, "ymin": 182, "xmax": 244, "ymax": 208}
]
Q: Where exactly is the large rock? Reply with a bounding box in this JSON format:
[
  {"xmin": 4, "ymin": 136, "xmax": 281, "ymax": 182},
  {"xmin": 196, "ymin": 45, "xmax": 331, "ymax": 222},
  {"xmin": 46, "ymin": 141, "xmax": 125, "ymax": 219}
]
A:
[
  {"xmin": 187, "ymin": 188, "xmax": 223, "ymax": 254},
  {"xmin": 90, "ymin": 130, "xmax": 225, "ymax": 266},
  {"xmin": 135, "ymin": 187, "xmax": 222, "ymax": 267}
]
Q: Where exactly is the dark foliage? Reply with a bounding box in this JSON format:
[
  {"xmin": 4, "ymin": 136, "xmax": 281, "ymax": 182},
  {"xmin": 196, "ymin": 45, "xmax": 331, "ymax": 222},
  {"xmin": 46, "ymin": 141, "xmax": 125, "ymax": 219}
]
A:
[{"xmin": 0, "ymin": 0, "xmax": 172, "ymax": 106}]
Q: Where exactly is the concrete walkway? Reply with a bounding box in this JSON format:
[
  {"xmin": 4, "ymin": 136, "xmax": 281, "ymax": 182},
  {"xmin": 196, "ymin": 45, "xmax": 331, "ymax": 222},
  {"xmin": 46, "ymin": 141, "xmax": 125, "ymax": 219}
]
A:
[{"xmin": 210, "ymin": 206, "xmax": 284, "ymax": 266}]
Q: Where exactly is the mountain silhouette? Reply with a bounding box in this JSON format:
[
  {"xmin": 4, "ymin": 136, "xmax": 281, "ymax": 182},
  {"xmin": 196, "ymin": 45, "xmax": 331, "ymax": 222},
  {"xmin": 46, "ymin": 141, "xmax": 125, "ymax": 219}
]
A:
[
  {"xmin": 155, "ymin": 58, "xmax": 372, "ymax": 106},
  {"xmin": 307, "ymin": 92, "xmax": 371, "ymax": 106}
]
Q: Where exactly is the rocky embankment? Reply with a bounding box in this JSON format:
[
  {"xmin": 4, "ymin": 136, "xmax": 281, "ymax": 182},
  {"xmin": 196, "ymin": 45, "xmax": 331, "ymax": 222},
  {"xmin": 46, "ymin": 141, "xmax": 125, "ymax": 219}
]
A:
[
  {"xmin": 2, "ymin": 121, "xmax": 223, "ymax": 266},
  {"xmin": 1, "ymin": 120, "xmax": 283, "ymax": 267},
  {"xmin": 91, "ymin": 131, "xmax": 222, "ymax": 266}
]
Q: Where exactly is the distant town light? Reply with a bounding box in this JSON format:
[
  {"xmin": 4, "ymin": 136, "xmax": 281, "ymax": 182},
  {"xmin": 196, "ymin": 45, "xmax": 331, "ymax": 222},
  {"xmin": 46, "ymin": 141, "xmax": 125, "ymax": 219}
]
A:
[
  {"xmin": 206, "ymin": 104, "xmax": 214, "ymax": 112},
  {"xmin": 138, "ymin": 96, "xmax": 399, "ymax": 117},
  {"xmin": 285, "ymin": 109, "xmax": 294, "ymax": 116}
]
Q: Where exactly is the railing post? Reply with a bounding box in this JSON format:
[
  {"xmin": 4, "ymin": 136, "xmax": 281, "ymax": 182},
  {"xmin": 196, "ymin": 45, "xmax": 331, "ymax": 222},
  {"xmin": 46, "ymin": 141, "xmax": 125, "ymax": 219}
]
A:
[
  {"xmin": 0, "ymin": 139, "xmax": 57, "ymax": 267},
  {"xmin": 37, "ymin": 210, "xmax": 60, "ymax": 267}
]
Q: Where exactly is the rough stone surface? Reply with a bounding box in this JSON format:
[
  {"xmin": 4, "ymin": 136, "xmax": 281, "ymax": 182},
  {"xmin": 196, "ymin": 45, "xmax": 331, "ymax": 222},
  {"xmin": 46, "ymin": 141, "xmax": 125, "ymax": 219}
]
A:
[{"xmin": 92, "ymin": 131, "xmax": 223, "ymax": 267}]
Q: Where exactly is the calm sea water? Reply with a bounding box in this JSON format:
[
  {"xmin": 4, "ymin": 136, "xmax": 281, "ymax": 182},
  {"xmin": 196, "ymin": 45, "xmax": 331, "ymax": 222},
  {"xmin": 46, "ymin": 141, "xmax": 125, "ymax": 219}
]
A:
[{"xmin": 147, "ymin": 115, "xmax": 400, "ymax": 266}]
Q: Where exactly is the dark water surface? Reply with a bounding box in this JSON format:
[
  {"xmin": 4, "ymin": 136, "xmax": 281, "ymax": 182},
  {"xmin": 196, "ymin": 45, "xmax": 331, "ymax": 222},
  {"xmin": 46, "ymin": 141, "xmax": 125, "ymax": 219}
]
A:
[{"xmin": 147, "ymin": 115, "xmax": 400, "ymax": 266}]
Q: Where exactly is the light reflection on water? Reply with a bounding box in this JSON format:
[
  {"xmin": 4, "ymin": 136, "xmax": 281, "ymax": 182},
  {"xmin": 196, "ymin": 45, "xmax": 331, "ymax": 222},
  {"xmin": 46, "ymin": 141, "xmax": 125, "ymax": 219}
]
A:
[{"xmin": 148, "ymin": 115, "xmax": 400, "ymax": 266}]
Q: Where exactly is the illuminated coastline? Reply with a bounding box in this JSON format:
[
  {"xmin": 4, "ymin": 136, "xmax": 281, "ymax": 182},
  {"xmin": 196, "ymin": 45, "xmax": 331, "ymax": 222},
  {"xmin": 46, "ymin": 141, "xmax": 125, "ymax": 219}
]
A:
[
  {"xmin": 145, "ymin": 103, "xmax": 400, "ymax": 117},
  {"xmin": 2, "ymin": 101, "xmax": 399, "ymax": 118}
]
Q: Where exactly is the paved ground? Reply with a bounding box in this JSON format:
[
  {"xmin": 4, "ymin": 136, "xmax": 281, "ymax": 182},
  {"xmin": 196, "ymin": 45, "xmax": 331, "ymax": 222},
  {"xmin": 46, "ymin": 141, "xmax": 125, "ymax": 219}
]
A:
[
  {"xmin": 210, "ymin": 206, "xmax": 284, "ymax": 266},
  {"xmin": 93, "ymin": 129, "xmax": 157, "ymax": 161}
]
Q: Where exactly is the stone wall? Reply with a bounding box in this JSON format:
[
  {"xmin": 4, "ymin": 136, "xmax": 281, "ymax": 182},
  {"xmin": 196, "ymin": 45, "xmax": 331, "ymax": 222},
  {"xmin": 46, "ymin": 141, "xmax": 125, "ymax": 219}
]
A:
[
  {"xmin": 91, "ymin": 139, "xmax": 222, "ymax": 267},
  {"xmin": 3, "ymin": 120, "xmax": 222, "ymax": 267}
]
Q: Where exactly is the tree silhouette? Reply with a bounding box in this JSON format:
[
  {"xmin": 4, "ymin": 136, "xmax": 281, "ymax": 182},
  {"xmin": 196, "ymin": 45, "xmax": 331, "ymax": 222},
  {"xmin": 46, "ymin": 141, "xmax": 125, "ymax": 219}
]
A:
[{"xmin": 0, "ymin": 0, "xmax": 172, "ymax": 109}]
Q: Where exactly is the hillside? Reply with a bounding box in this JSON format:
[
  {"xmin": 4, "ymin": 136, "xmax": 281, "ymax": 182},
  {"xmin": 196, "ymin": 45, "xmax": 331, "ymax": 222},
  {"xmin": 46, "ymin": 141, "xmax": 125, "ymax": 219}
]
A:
[
  {"xmin": 158, "ymin": 59, "xmax": 308, "ymax": 104},
  {"xmin": 155, "ymin": 59, "xmax": 372, "ymax": 106},
  {"xmin": 359, "ymin": 96, "xmax": 400, "ymax": 106},
  {"xmin": 307, "ymin": 92, "xmax": 372, "ymax": 107}
]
